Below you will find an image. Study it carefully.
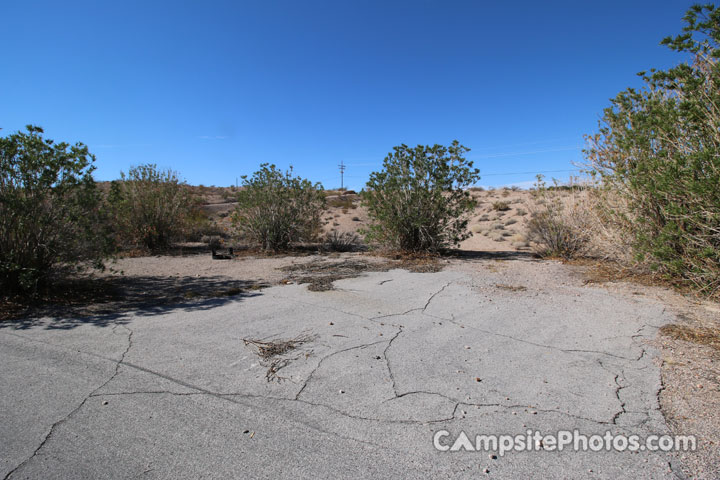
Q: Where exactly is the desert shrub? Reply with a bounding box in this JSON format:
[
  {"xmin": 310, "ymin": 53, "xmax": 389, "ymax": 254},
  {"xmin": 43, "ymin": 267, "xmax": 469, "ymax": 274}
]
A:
[
  {"xmin": 201, "ymin": 235, "xmax": 223, "ymax": 250},
  {"xmin": 108, "ymin": 164, "xmax": 194, "ymax": 251},
  {"xmin": 585, "ymin": 5, "xmax": 720, "ymax": 296},
  {"xmin": 324, "ymin": 231, "xmax": 361, "ymax": 252},
  {"xmin": 233, "ymin": 164, "xmax": 325, "ymax": 251},
  {"xmin": 361, "ymin": 141, "xmax": 480, "ymax": 252},
  {"xmin": 184, "ymin": 208, "xmax": 228, "ymax": 242},
  {"xmin": 327, "ymin": 196, "xmax": 355, "ymax": 209},
  {"xmin": 492, "ymin": 201, "xmax": 510, "ymax": 211},
  {"xmin": 526, "ymin": 176, "xmax": 594, "ymax": 259},
  {"xmin": 0, "ymin": 126, "xmax": 110, "ymax": 294},
  {"xmin": 528, "ymin": 210, "xmax": 586, "ymax": 259}
]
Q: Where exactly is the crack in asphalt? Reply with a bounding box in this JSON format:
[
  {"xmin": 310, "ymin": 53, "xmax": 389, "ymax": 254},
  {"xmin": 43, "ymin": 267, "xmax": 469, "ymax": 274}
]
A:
[
  {"xmin": 3, "ymin": 324, "xmax": 134, "ymax": 480},
  {"xmin": 437, "ymin": 313, "xmax": 645, "ymax": 362},
  {"xmin": 382, "ymin": 327, "xmax": 404, "ymax": 396},
  {"xmin": 294, "ymin": 339, "xmax": 387, "ymax": 400},
  {"xmin": 422, "ymin": 281, "xmax": 453, "ymax": 312},
  {"xmin": 610, "ymin": 374, "xmax": 628, "ymax": 425},
  {"xmin": 1, "ymin": 274, "xmax": 674, "ymax": 475}
]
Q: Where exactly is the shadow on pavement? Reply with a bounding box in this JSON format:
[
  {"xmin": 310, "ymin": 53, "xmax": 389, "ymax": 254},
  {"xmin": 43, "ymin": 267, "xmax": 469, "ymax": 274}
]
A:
[
  {"xmin": 448, "ymin": 249, "xmax": 538, "ymax": 261},
  {"xmin": 0, "ymin": 274, "xmax": 266, "ymax": 330}
]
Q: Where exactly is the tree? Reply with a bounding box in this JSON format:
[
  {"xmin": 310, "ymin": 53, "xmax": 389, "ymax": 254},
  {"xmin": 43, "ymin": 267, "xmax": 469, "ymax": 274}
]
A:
[
  {"xmin": 585, "ymin": 4, "xmax": 720, "ymax": 296},
  {"xmin": 0, "ymin": 126, "xmax": 109, "ymax": 295},
  {"xmin": 108, "ymin": 164, "xmax": 194, "ymax": 251},
  {"xmin": 362, "ymin": 141, "xmax": 480, "ymax": 252},
  {"xmin": 233, "ymin": 164, "xmax": 325, "ymax": 251}
]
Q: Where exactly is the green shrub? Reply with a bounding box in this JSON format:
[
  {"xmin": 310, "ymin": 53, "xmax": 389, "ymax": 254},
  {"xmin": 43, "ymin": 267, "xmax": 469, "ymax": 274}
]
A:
[
  {"xmin": 585, "ymin": 5, "xmax": 720, "ymax": 296},
  {"xmin": 361, "ymin": 141, "xmax": 480, "ymax": 252},
  {"xmin": 0, "ymin": 126, "xmax": 109, "ymax": 295},
  {"xmin": 108, "ymin": 164, "xmax": 194, "ymax": 251},
  {"xmin": 233, "ymin": 164, "xmax": 325, "ymax": 251}
]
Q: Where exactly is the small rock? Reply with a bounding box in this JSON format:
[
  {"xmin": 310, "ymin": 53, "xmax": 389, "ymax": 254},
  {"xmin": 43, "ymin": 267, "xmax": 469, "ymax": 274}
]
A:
[
  {"xmin": 375, "ymin": 356, "xmax": 381, "ymax": 360},
  {"xmin": 329, "ymin": 322, "xmax": 334, "ymax": 325},
  {"xmin": 483, "ymin": 467, "xmax": 490, "ymax": 474},
  {"xmin": 339, "ymin": 390, "xmax": 345, "ymax": 394},
  {"xmin": 464, "ymin": 345, "xmax": 471, "ymax": 349},
  {"xmin": 243, "ymin": 430, "xmax": 250, "ymax": 434},
  {"xmin": 102, "ymin": 400, "xmax": 108, "ymax": 406},
  {"xmin": 475, "ymin": 377, "xmax": 482, "ymax": 382},
  {"xmin": 489, "ymin": 454, "xmax": 497, "ymax": 460}
]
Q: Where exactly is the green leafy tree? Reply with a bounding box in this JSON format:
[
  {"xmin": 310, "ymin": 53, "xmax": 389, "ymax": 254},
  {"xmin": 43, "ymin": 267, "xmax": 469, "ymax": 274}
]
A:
[
  {"xmin": 585, "ymin": 4, "xmax": 720, "ymax": 296},
  {"xmin": 0, "ymin": 126, "xmax": 109, "ymax": 294},
  {"xmin": 108, "ymin": 164, "xmax": 194, "ymax": 251},
  {"xmin": 362, "ymin": 141, "xmax": 480, "ymax": 252},
  {"xmin": 233, "ymin": 164, "xmax": 325, "ymax": 251}
]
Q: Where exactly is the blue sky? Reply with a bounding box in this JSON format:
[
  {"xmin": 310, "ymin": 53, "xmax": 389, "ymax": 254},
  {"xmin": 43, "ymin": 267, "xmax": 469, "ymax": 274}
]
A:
[{"xmin": 1, "ymin": 0, "xmax": 697, "ymax": 189}]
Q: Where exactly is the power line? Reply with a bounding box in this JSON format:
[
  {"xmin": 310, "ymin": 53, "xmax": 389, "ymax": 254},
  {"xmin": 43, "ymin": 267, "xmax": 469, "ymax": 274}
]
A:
[
  {"xmin": 481, "ymin": 168, "xmax": 581, "ymax": 177},
  {"xmin": 338, "ymin": 160, "xmax": 346, "ymax": 190}
]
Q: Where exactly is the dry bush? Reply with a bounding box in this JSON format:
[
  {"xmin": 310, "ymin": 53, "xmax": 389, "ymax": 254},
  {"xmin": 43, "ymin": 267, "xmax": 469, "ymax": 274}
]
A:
[
  {"xmin": 184, "ymin": 208, "xmax": 229, "ymax": 242},
  {"xmin": 201, "ymin": 235, "xmax": 223, "ymax": 250},
  {"xmin": 324, "ymin": 231, "xmax": 361, "ymax": 252},
  {"xmin": 327, "ymin": 196, "xmax": 356, "ymax": 209},
  {"xmin": 492, "ymin": 201, "xmax": 510, "ymax": 211},
  {"xmin": 524, "ymin": 173, "xmax": 638, "ymax": 262},
  {"xmin": 108, "ymin": 164, "xmax": 194, "ymax": 251},
  {"xmin": 243, "ymin": 334, "xmax": 314, "ymax": 360},
  {"xmin": 526, "ymin": 179, "xmax": 593, "ymax": 259}
]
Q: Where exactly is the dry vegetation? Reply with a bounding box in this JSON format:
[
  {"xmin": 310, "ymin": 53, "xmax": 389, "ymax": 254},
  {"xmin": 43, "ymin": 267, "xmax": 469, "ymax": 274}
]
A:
[{"xmin": 242, "ymin": 333, "xmax": 316, "ymax": 382}]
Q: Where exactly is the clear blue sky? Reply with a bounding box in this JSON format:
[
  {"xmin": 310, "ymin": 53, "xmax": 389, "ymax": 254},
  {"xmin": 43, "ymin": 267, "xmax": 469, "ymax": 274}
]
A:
[{"xmin": 1, "ymin": 0, "xmax": 697, "ymax": 189}]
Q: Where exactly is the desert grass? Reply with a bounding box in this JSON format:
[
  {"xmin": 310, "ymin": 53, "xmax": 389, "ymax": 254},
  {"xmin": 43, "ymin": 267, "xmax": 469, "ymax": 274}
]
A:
[{"xmin": 660, "ymin": 324, "xmax": 720, "ymax": 352}]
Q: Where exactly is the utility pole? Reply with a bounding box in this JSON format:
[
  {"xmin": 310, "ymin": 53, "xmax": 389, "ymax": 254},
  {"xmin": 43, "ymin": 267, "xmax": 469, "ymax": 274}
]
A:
[{"xmin": 338, "ymin": 160, "xmax": 346, "ymax": 191}]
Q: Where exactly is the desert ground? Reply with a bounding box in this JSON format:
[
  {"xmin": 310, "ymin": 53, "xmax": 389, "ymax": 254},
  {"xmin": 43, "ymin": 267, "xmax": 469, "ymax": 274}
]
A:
[
  {"xmin": 193, "ymin": 186, "xmax": 535, "ymax": 252},
  {"xmin": 1, "ymin": 189, "xmax": 719, "ymax": 479}
]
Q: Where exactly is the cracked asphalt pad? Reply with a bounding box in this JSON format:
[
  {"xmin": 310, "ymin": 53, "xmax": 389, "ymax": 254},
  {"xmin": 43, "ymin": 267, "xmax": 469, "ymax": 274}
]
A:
[{"xmin": 0, "ymin": 256, "xmax": 687, "ymax": 479}]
